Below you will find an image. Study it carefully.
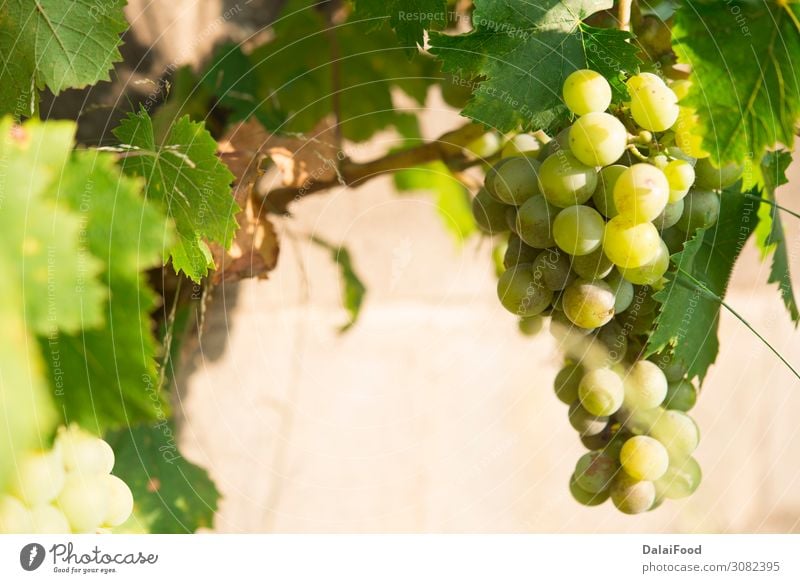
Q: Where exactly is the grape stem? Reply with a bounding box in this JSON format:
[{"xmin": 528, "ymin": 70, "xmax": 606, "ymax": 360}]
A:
[
  {"xmin": 675, "ymin": 267, "xmax": 800, "ymax": 381},
  {"xmin": 625, "ymin": 143, "xmax": 649, "ymax": 162},
  {"xmin": 618, "ymin": 0, "xmax": 633, "ymax": 31},
  {"xmin": 744, "ymin": 193, "xmax": 800, "ymax": 221}
]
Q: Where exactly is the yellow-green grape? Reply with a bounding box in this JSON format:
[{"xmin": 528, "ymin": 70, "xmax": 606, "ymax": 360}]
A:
[
  {"xmin": 663, "ymin": 159, "xmax": 695, "ymax": 202},
  {"xmin": 610, "ymin": 472, "xmax": 656, "ymax": 514},
  {"xmin": 56, "ymin": 473, "xmax": 110, "ymax": 533},
  {"xmin": 472, "ymin": 188, "xmax": 510, "ymax": 234},
  {"xmin": 9, "ymin": 449, "xmax": 65, "ymax": 506},
  {"xmin": 554, "ymin": 362, "xmax": 584, "ymax": 404},
  {"xmin": 693, "ymin": 158, "xmax": 743, "ymax": 190},
  {"xmin": 603, "ymin": 217, "xmax": 662, "ymax": 268},
  {"xmin": 570, "ymin": 247, "xmax": 614, "ymax": 280},
  {"xmin": 592, "ymin": 164, "xmax": 626, "ymax": 218},
  {"xmin": 579, "ymin": 368, "xmax": 624, "ymax": 416},
  {"xmin": 664, "ymin": 379, "xmax": 698, "ymax": 412},
  {"xmin": 606, "ymin": 270, "xmax": 634, "ymax": 312},
  {"xmin": 653, "ymin": 199, "xmax": 685, "ymax": 231},
  {"xmin": 502, "ymin": 133, "xmax": 543, "ymax": 158},
  {"xmin": 57, "ymin": 424, "xmax": 115, "ymax": 475},
  {"xmin": 676, "ymin": 190, "xmax": 720, "ymax": 233},
  {"xmin": 0, "ymin": 496, "xmax": 33, "ymax": 533},
  {"xmin": 496, "ymin": 263, "xmax": 553, "ymax": 316},
  {"xmin": 102, "ymin": 475, "xmax": 134, "ymax": 528},
  {"xmin": 515, "ymin": 195, "xmax": 558, "ymax": 248},
  {"xmin": 485, "ymin": 156, "xmax": 542, "ymax": 205},
  {"xmin": 673, "ymin": 107, "xmax": 709, "ymax": 159},
  {"xmin": 569, "ymin": 112, "xmax": 627, "ymax": 166},
  {"xmin": 620, "ymin": 435, "xmax": 669, "ymax": 481},
  {"xmin": 550, "ymin": 309, "xmax": 596, "ymax": 344},
  {"xmin": 493, "ymin": 240, "xmax": 507, "ymax": 277},
  {"xmin": 613, "ymin": 163, "xmax": 670, "ymax": 223},
  {"xmin": 649, "ymin": 410, "xmax": 700, "ymax": 459},
  {"xmin": 518, "ymin": 315, "xmax": 545, "ymax": 336},
  {"xmin": 570, "ymin": 474, "xmax": 610, "ymax": 506},
  {"xmin": 465, "ymin": 132, "xmax": 501, "ymax": 158},
  {"xmin": 562, "ymin": 69, "xmax": 612, "ymax": 115},
  {"xmin": 553, "ymin": 205, "xmax": 605, "ymax": 256},
  {"xmin": 30, "ymin": 505, "xmax": 71, "ymax": 534},
  {"xmin": 568, "ymin": 402, "xmax": 609, "ymax": 436},
  {"xmin": 623, "ymin": 360, "xmax": 668, "ymax": 410},
  {"xmin": 563, "ymin": 278, "xmax": 616, "ymax": 329},
  {"xmin": 595, "ymin": 320, "xmax": 628, "ymax": 365},
  {"xmin": 574, "ymin": 451, "xmax": 619, "ymax": 493},
  {"xmin": 651, "ymin": 154, "xmax": 669, "ymax": 169},
  {"xmin": 619, "ymin": 240, "xmax": 670, "ymax": 286},
  {"xmin": 504, "ymin": 234, "xmax": 539, "ymax": 268},
  {"xmin": 654, "ymin": 456, "xmax": 702, "ymax": 499},
  {"xmin": 626, "ymin": 72, "xmax": 664, "ymax": 92},
  {"xmin": 628, "ymin": 75, "xmax": 679, "ymax": 131},
  {"xmin": 538, "ymin": 151, "xmax": 598, "ymax": 208},
  {"xmin": 670, "ymin": 79, "xmax": 692, "ymax": 101},
  {"xmin": 533, "ymin": 248, "xmax": 575, "ymax": 291}
]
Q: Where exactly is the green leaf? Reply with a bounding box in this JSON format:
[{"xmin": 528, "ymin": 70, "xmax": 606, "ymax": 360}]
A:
[
  {"xmin": 37, "ymin": 151, "xmax": 171, "ymax": 433},
  {"xmin": 394, "ymin": 161, "xmax": 476, "ymax": 244},
  {"xmin": 0, "ymin": 0, "xmax": 127, "ymax": 117},
  {"xmin": 646, "ymin": 189, "xmax": 759, "ymax": 383},
  {"xmin": 106, "ymin": 423, "xmax": 220, "ymax": 533},
  {"xmin": 754, "ymin": 150, "xmax": 799, "ymax": 323},
  {"xmin": 312, "ymin": 237, "xmax": 367, "ymax": 332},
  {"xmin": 113, "ymin": 110, "xmax": 239, "ymax": 282},
  {"xmin": 429, "ymin": 0, "xmax": 640, "ymax": 132},
  {"xmin": 354, "ymin": 0, "xmax": 447, "ymax": 50},
  {"xmin": 672, "ymin": 1, "xmax": 800, "ymax": 165}
]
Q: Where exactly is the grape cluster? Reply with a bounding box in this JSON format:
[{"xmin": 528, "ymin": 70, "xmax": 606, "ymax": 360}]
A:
[
  {"xmin": 0, "ymin": 425, "xmax": 134, "ymax": 533},
  {"xmin": 473, "ymin": 69, "xmax": 742, "ymax": 514}
]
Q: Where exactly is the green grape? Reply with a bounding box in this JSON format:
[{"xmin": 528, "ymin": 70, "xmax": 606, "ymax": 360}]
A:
[
  {"xmin": 102, "ymin": 475, "xmax": 134, "ymax": 527},
  {"xmin": 610, "ymin": 472, "xmax": 656, "ymax": 514},
  {"xmin": 568, "ymin": 402, "xmax": 609, "ymax": 436},
  {"xmin": 618, "ymin": 240, "xmax": 669, "ymax": 286},
  {"xmin": 57, "ymin": 425, "xmax": 115, "ymax": 475},
  {"xmin": 569, "ymin": 112, "xmax": 627, "ymax": 167},
  {"xmin": 562, "ymin": 69, "xmax": 612, "ymax": 115},
  {"xmin": 554, "ymin": 363, "xmax": 585, "ymax": 404},
  {"xmin": 606, "ymin": 270, "xmax": 634, "ymax": 312},
  {"xmin": 472, "ymin": 188, "xmax": 510, "ymax": 234},
  {"xmin": 603, "ymin": 217, "xmax": 661, "ymax": 268},
  {"xmin": 533, "ymin": 248, "xmax": 575, "ymax": 291},
  {"xmin": 592, "ymin": 165, "xmax": 626, "ymax": 218},
  {"xmin": 569, "ymin": 474, "xmax": 610, "ymax": 506},
  {"xmin": 0, "ymin": 496, "xmax": 33, "ymax": 534},
  {"xmin": 518, "ymin": 315, "xmax": 545, "ymax": 336},
  {"xmin": 515, "ymin": 195, "xmax": 558, "ymax": 248},
  {"xmin": 56, "ymin": 472, "xmax": 110, "ymax": 533},
  {"xmin": 651, "ymin": 353, "xmax": 689, "ymax": 382},
  {"xmin": 496, "ymin": 263, "xmax": 553, "ymax": 316},
  {"xmin": 653, "ymin": 199, "xmax": 684, "ymax": 231},
  {"xmin": 613, "ymin": 163, "xmax": 670, "ymax": 223},
  {"xmin": 654, "ymin": 456, "xmax": 702, "ymax": 499},
  {"xmin": 581, "ymin": 426, "xmax": 627, "ymax": 459},
  {"xmin": 553, "ymin": 205, "xmax": 604, "ymax": 256},
  {"xmin": 551, "ymin": 309, "xmax": 596, "ymax": 344},
  {"xmin": 676, "ymin": 190, "xmax": 720, "ymax": 233},
  {"xmin": 673, "ymin": 107, "xmax": 709, "ymax": 159},
  {"xmin": 570, "ymin": 247, "xmax": 614, "ymax": 280},
  {"xmin": 661, "ymin": 226, "xmax": 687, "ymax": 255},
  {"xmin": 663, "ymin": 159, "xmax": 695, "ymax": 202},
  {"xmin": 9, "ymin": 449, "xmax": 65, "ymax": 506},
  {"xmin": 670, "ymin": 79, "xmax": 691, "ymax": 101},
  {"xmin": 493, "ymin": 240, "xmax": 507, "ymax": 277},
  {"xmin": 541, "ymin": 127, "xmax": 572, "ymax": 158},
  {"xmin": 502, "ymin": 133, "xmax": 544, "ymax": 158},
  {"xmin": 505, "ymin": 207, "xmax": 518, "ymax": 233},
  {"xmin": 503, "ymin": 234, "xmax": 539, "ymax": 268},
  {"xmin": 465, "ymin": 132, "xmax": 501, "ymax": 158},
  {"xmin": 30, "ymin": 504, "xmax": 71, "ymax": 534},
  {"xmin": 595, "ymin": 320, "xmax": 628, "ymax": 365},
  {"xmin": 574, "ymin": 451, "xmax": 619, "ymax": 493},
  {"xmin": 486, "ymin": 156, "xmax": 542, "ymax": 205},
  {"xmin": 620, "ymin": 435, "xmax": 669, "ymax": 481},
  {"xmin": 629, "ymin": 77, "xmax": 679, "ymax": 132},
  {"xmin": 579, "ymin": 368, "xmax": 624, "ymax": 416},
  {"xmin": 623, "ymin": 360, "xmax": 668, "ymax": 410},
  {"xmin": 538, "ymin": 151, "xmax": 598, "ymax": 208},
  {"xmin": 693, "ymin": 158, "xmax": 743, "ymax": 190},
  {"xmin": 563, "ymin": 278, "xmax": 616, "ymax": 329},
  {"xmin": 664, "ymin": 379, "xmax": 698, "ymax": 412},
  {"xmin": 649, "ymin": 410, "xmax": 699, "ymax": 459}
]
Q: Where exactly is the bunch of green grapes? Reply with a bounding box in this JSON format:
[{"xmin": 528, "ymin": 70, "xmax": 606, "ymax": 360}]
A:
[
  {"xmin": 0, "ymin": 425, "xmax": 134, "ymax": 533},
  {"xmin": 472, "ymin": 69, "xmax": 742, "ymax": 514}
]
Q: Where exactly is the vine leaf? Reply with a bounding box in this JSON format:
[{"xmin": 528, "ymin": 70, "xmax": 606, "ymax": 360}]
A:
[
  {"xmin": 113, "ymin": 110, "xmax": 239, "ymax": 283},
  {"xmin": 672, "ymin": 0, "xmax": 800, "ymax": 166},
  {"xmin": 646, "ymin": 189, "xmax": 759, "ymax": 383},
  {"xmin": 429, "ymin": 0, "xmax": 640, "ymax": 132},
  {"xmin": 354, "ymin": 0, "xmax": 447, "ymax": 50},
  {"xmin": 754, "ymin": 150, "xmax": 799, "ymax": 323},
  {"xmin": 106, "ymin": 423, "xmax": 220, "ymax": 533},
  {"xmin": 311, "ymin": 237, "xmax": 366, "ymax": 332},
  {"xmin": 0, "ymin": 0, "xmax": 127, "ymax": 117}
]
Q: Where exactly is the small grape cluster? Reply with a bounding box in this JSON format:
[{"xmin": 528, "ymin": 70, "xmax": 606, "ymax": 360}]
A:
[
  {"xmin": 473, "ymin": 69, "xmax": 742, "ymax": 513},
  {"xmin": 0, "ymin": 425, "xmax": 134, "ymax": 533}
]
